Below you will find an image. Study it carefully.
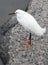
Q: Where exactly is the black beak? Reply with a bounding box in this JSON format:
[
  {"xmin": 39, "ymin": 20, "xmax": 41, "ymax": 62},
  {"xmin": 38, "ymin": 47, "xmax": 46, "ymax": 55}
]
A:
[{"xmin": 8, "ymin": 12, "xmax": 15, "ymax": 15}]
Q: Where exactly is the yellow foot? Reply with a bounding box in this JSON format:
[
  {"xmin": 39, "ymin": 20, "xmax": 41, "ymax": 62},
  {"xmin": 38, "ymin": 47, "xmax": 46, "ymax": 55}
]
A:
[{"xmin": 23, "ymin": 43, "xmax": 32, "ymax": 48}]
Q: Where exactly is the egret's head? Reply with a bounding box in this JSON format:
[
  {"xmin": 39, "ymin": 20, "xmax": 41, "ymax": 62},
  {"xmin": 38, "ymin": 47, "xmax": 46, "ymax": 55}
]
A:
[
  {"xmin": 15, "ymin": 9, "xmax": 22, "ymax": 13},
  {"xmin": 8, "ymin": 9, "xmax": 21, "ymax": 15},
  {"xmin": 8, "ymin": 9, "xmax": 22, "ymax": 15}
]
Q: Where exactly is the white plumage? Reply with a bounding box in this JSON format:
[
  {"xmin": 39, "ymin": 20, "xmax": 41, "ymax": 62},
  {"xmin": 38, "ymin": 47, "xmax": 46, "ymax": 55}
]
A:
[{"xmin": 15, "ymin": 9, "xmax": 46, "ymax": 36}]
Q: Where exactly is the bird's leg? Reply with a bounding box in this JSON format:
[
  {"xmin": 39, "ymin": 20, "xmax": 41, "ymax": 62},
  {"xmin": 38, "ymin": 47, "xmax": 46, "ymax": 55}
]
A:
[
  {"xmin": 24, "ymin": 33, "xmax": 32, "ymax": 48},
  {"xmin": 28, "ymin": 33, "xmax": 31, "ymax": 45}
]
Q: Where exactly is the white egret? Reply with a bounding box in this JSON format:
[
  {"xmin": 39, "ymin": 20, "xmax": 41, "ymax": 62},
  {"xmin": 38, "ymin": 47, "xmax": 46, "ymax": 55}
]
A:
[{"xmin": 8, "ymin": 9, "xmax": 46, "ymax": 47}]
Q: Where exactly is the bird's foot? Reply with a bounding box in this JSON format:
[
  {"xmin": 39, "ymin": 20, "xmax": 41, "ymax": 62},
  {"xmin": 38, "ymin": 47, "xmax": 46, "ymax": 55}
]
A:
[
  {"xmin": 23, "ymin": 39, "xmax": 32, "ymax": 48},
  {"xmin": 24, "ymin": 39, "xmax": 31, "ymax": 43},
  {"xmin": 23, "ymin": 43, "xmax": 32, "ymax": 48}
]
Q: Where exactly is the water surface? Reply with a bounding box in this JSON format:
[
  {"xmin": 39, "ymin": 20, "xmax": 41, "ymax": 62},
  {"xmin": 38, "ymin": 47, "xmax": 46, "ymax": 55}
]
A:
[{"xmin": 0, "ymin": 0, "xmax": 30, "ymax": 26}]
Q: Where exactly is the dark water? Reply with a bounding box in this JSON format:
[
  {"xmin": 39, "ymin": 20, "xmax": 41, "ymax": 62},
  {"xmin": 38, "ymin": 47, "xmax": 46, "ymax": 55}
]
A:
[{"xmin": 0, "ymin": 0, "xmax": 30, "ymax": 26}]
